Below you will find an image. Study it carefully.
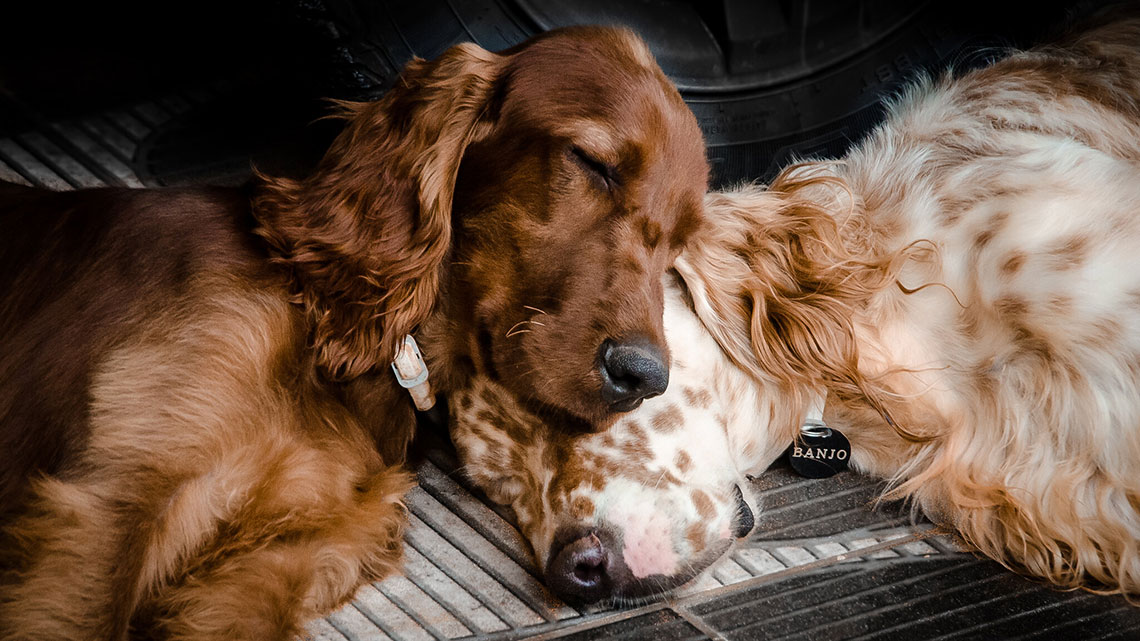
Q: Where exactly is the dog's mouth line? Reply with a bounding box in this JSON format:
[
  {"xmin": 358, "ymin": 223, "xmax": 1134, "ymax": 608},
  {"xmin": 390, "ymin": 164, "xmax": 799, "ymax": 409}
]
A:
[
  {"xmin": 537, "ymin": 529, "xmax": 737, "ymax": 607},
  {"xmin": 607, "ymin": 538, "xmax": 737, "ymax": 605},
  {"xmin": 565, "ymin": 563, "xmax": 713, "ymax": 609},
  {"xmin": 520, "ymin": 395, "xmax": 599, "ymax": 432},
  {"xmin": 609, "ymin": 397, "xmax": 644, "ymax": 413}
]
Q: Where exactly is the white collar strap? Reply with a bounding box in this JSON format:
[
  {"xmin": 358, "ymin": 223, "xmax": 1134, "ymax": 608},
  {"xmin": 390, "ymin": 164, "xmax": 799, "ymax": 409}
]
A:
[{"xmin": 391, "ymin": 334, "xmax": 435, "ymax": 411}]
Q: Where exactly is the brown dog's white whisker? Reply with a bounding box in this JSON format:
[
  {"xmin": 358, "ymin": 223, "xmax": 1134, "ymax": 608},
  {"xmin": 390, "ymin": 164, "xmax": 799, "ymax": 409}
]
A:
[{"xmin": 505, "ymin": 320, "xmax": 536, "ymax": 338}]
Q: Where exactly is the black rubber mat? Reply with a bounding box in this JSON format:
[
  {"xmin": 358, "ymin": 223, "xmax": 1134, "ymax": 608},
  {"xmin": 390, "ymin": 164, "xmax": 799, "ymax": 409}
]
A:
[
  {"xmin": 750, "ymin": 461, "xmax": 916, "ymax": 540},
  {"xmin": 545, "ymin": 611, "xmax": 707, "ymax": 641},
  {"xmin": 687, "ymin": 557, "xmax": 1140, "ymax": 641}
]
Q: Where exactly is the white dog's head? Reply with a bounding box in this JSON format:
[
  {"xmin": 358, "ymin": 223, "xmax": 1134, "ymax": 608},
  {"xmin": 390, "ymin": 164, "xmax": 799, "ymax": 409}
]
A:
[{"xmin": 449, "ymin": 272, "xmax": 800, "ymax": 605}]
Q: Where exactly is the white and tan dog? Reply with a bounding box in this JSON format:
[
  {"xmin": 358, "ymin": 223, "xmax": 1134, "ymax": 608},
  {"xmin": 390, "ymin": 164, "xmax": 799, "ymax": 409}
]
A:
[{"xmin": 449, "ymin": 12, "xmax": 1140, "ymax": 606}]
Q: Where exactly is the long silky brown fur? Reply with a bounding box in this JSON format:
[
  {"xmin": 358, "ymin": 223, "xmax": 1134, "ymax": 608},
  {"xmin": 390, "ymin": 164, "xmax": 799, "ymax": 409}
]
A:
[
  {"xmin": 0, "ymin": 39, "xmax": 502, "ymax": 641},
  {"xmin": 0, "ymin": 25, "xmax": 711, "ymax": 639},
  {"xmin": 253, "ymin": 42, "xmax": 501, "ymax": 382}
]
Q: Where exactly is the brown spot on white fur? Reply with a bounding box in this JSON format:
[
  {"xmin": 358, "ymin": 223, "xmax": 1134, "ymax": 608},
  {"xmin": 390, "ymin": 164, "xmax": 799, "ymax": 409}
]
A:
[
  {"xmin": 1049, "ymin": 234, "xmax": 1092, "ymax": 270},
  {"xmin": 650, "ymin": 403, "xmax": 684, "ymax": 432},
  {"xmin": 1000, "ymin": 251, "xmax": 1027, "ymax": 276},
  {"xmin": 682, "ymin": 386, "xmax": 713, "ymax": 409},
  {"xmin": 675, "ymin": 450, "xmax": 693, "ymax": 473},
  {"xmin": 995, "ymin": 296, "xmax": 1029, "ymax": 318},
  {"xmin": 691, "ymin": 489, "xmax": 715, "ymax": 520},
  {"xmin": 571, "ymin": 495, "xmax": 596, "ymax": 520},
  {"xmin": 685, "ymin": 522, "xmax": 706, "ymax": 552}
]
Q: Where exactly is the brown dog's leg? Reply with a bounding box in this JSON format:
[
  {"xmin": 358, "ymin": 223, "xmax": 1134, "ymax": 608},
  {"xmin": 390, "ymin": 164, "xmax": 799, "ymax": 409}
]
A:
[
  {"xmin": 0, "ymin": 477, "xmax": 143, "ymax": 641},
  {"xmin": 152, "ymin": 468, "xmax": 411, "ymax": 641}
]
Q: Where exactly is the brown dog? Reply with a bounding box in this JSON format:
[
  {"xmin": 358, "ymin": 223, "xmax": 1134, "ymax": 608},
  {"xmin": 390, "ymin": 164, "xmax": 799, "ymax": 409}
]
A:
[{"xmin": 0, "ymin": 26, "xmax": 707, "ymax": 639}]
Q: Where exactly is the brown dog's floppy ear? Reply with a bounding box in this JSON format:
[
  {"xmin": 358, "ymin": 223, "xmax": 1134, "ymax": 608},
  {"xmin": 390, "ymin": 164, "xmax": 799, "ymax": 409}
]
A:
[{"xmin": 253, "ymin": 42, "xmax": 502, "ymax": 380}]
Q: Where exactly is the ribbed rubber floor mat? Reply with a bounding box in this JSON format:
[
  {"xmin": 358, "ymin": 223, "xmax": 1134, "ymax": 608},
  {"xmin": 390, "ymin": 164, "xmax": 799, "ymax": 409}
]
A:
[
  {"xmin": 305, "ymin": 454, "xmax": 936, "ymax": 641},
  {"xmin": 688, "ymin": 557, "xmax": 1140, "ymax": 641},
  {"xmin": 0, "ymin": 91, "xmax": 191, "ymax": 188}
]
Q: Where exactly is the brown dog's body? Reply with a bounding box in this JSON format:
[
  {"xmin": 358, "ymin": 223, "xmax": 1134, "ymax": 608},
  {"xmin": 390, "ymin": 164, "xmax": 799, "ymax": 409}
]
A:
[
  {"xmin": 0, "ymin": 182, "xmax": 412, "ymax": 639},
  {"xmin": 0, "ymin": 184, "xmax": 294, "ymax": 507},
  {"xmin": 0, "ymin": 27, "xmax": 708, "ymax": 640}
]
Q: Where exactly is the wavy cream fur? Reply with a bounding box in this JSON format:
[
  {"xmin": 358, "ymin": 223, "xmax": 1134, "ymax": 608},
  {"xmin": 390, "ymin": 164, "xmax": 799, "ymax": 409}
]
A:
[{"xmin": 680, "ymin": 15, "xmax": 1140, "ymax": 595}]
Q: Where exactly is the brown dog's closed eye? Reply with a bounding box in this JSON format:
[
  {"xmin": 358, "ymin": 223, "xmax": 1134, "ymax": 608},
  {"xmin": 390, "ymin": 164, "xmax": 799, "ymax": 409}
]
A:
[{"xmin": 568, "ymin": 145, "xmax": 619, "ymax": 189}]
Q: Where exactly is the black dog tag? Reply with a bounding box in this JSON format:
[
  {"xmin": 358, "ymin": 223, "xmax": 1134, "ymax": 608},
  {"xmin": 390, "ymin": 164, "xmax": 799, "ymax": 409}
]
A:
[{"xmin": 787, "ymin": 425, "xmax": 851, "ymax": 479}]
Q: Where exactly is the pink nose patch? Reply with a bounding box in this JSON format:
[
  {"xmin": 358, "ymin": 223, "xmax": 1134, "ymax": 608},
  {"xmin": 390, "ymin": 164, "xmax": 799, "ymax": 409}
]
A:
[{"xmin": 615, "ymin": 508, "xmax": 678, "ymax": 579}]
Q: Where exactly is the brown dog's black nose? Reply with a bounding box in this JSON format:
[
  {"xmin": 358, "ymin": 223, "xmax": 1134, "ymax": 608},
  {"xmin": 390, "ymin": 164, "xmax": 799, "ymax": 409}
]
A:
[
  {"xmin": 598, "ymin": 338, "xmax": 668, "ymax": 412},
  {"xmin": 546, "ymin": 530, "xmax": 610, "ymax": 604}
]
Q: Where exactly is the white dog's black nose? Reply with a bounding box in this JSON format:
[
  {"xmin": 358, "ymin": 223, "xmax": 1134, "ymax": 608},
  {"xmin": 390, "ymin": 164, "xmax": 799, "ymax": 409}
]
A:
[
  {"xmin": 545, "ymin": 526, "xmax": 704, "ymax": 605},
  {"xmin": 545, "ymin": 529, "xmax": 609, "ymax": 604},
  {"xmin": 598, "ymin": 338, "xmax": 668, "ymax": 412}
]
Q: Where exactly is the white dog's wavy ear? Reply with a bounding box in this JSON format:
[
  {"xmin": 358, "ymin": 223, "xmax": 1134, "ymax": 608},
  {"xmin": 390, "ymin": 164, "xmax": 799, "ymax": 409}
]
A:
[
  {"xmin": 677, "ymin": 171, "xmax": 924, "ymax": 441},
  {"xmin": 672, "ymin": 255, "xmax": 716, "ymax": 332}
]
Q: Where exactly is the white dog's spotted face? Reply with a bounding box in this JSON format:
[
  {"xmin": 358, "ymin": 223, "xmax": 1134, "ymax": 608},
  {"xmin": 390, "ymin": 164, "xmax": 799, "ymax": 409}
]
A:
[{"xmin": 449, "ymin": 274, "xmax": 791, "ymax": 605}]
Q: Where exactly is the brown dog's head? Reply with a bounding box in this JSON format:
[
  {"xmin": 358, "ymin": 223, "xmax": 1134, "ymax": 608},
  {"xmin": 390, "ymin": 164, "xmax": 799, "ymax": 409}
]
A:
[
  {"xmin": 256, "ymin": 26, "xmax": 708, "ymax": 439},
  {"xmin": 438, "ymin": 28, "xmax": 709, "ymax": 429}
]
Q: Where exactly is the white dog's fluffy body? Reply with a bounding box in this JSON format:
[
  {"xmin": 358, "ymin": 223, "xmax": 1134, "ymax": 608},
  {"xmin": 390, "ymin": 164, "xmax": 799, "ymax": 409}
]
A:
[{"xmin": 680, "ymin": 15, "xmax": 1140, "ymax": 594}]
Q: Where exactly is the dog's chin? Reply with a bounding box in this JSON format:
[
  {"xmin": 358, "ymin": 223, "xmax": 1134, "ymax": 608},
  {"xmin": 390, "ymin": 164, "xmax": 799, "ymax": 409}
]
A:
[
  {"xmin": 521, "ymin": 397, "xmax": 594, "ymax": 433},
  {"xmin": 608, "ymin": 397, "xmax": 644, "ymax": 413},
  {"xmin": 518, "ymin": 394, "xmax": 628, "ymax": 434}
]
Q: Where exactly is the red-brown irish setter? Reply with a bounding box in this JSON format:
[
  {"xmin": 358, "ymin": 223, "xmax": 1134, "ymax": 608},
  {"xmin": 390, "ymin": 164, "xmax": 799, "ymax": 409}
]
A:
[{"xmin": 0, "ymin": 26, "xmax": 708, "ymax": 639}]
